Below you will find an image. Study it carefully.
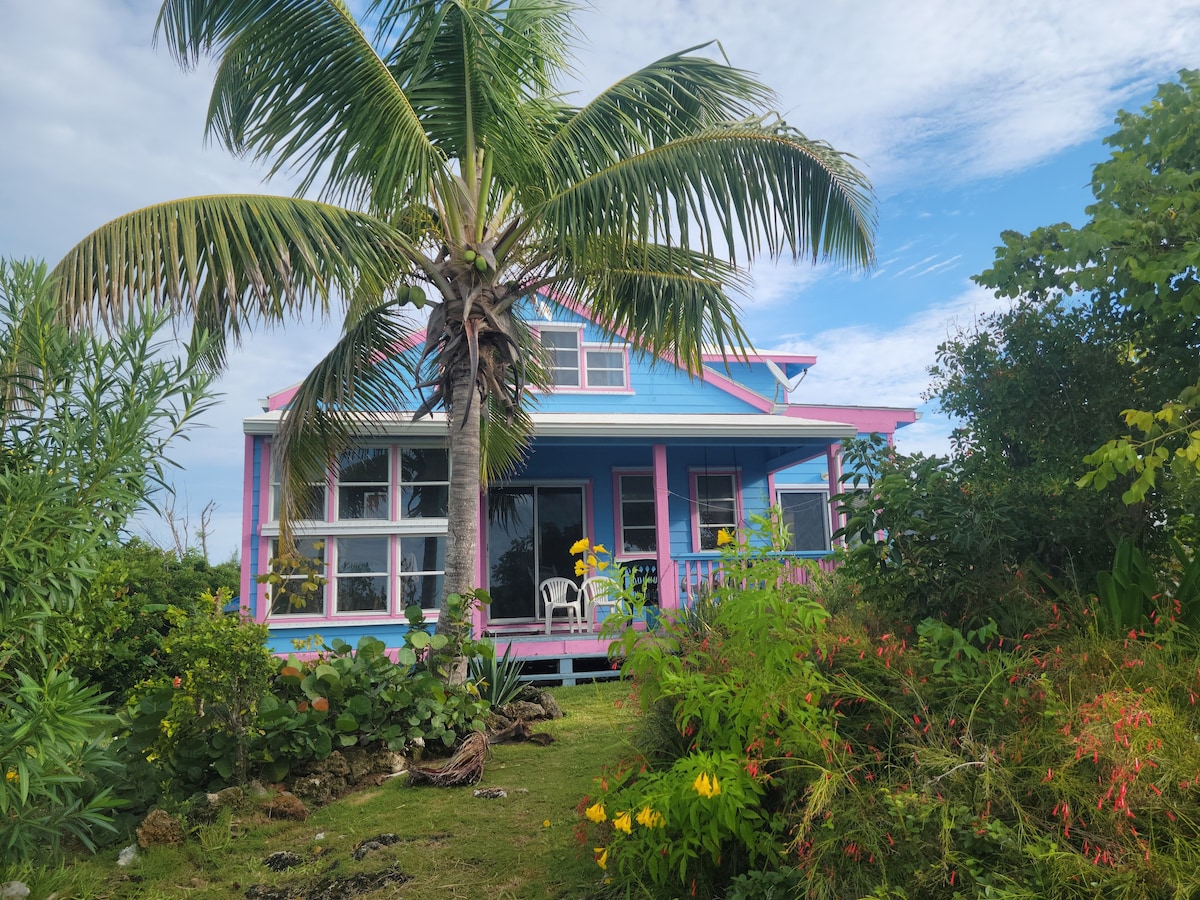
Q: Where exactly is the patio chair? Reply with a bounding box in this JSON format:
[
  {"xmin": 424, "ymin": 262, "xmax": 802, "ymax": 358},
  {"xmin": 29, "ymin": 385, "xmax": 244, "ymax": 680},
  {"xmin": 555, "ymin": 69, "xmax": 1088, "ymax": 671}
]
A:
[
  {"xmin": 538, "ymin": 576, "xmax": 584, "ymax": 635},
  {"xmin": 579, "ymin": 576, "xmax": 620, "ymax": 630}
]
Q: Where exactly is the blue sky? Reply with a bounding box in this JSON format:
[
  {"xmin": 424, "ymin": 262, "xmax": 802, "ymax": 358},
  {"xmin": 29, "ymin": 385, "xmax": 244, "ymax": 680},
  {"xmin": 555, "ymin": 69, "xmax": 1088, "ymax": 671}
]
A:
[{"xmin": 2, "ymin": 1, "xmax": 1200, "ymax": 559}]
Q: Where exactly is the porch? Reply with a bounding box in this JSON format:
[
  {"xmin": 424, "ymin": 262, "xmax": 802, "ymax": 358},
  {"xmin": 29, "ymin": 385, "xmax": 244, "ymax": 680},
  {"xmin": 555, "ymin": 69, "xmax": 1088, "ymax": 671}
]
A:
[{"xmin": 478, "ymin": 551, "xmax": 838, "ymax": 683}]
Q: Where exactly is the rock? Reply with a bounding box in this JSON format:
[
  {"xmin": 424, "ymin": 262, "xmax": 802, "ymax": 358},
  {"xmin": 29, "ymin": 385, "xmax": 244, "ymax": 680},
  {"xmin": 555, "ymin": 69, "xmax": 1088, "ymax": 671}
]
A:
[
  {"xmin": 212, "ymin": 785, "xmax": 245, "ymax": 808},
  {"xmin": 484, "ymin": 711, "xmax": 513, "ymax": 732},
  {"xmin": 352, "ymin": 833, "xmax": 398, "ymax": 860},
  {"xmin": 0, "ymin": 882, "xmax": 30, "ymax": 899},
  {"xmin": 262, "ymin": 851, "xmax": 304, "ymax": 871},
  {"xmin": 501, "ymin": 700, "xmax": 547, "ymax": 722},
  {"xmin": 116, "ymin": 844, "xmax": 139, "ymax": 867},
  {"xmin": 136, "ymin": 809, "xmax": 184, "ymax": 848},
  {"xmin": 261, "ymin": 791, "xmax": 309, "ymax": 821},
  {"xmin": 536, "ymin": 691, "xmax": 564, "ymax": 719}
]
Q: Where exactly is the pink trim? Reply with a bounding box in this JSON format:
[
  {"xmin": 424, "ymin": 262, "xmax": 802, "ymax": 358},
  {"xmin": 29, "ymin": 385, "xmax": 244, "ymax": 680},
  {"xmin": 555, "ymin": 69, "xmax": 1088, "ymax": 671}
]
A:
[
  {"xmin": 826, "ymin": 443, "xmax": 843, "ymax": 542},
  {"xmin": 652, "ymin": 445, "xmax": 675, "ymax": 611},
  {"xmin": 543, "ymin": 290, "xmax": 774, "ymax": 412},
  {"xmin": 783, "ymin": 404, "xmax": 918, "ymax": 434},
  {"xmin": 474, "ymin": 491, "xmax": 488, "ymax": 634},
  {"xmin": 241, "ymin": 435, "xmax": 258, "ymax": 620}
]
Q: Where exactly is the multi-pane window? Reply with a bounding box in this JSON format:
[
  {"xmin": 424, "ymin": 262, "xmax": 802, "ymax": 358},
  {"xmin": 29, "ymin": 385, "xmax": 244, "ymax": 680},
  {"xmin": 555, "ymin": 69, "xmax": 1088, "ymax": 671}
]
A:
[
  {"xmin": 618, "ymin": 474, "xmax": 657, "ymax": 555},
  {"xmin": 337, "ymin": 447, "xmax": 390, "ymax": 519},
  {"xmin": 400, "ymin": 448, "xmax": 450, "ymax": 518},
  {"xmin": 400, "ymin": 535, "xmax": 446, "ymax": 609},
  {"xmin": 335, "ymin": 536, "xmax": 389, "ymax": 612},
  {"xmin": 585, "ymin": 348, "xmax": 627, "ymax": 388},
  {"xmin": 777, "ymin": 490, "xmax": 830, "ymax": 552},
  {"xmin": 695, "ymin": 473, "xmax": 738, "ymax": 551},
  {"xmin": 541, "ymin": 329, "xmax": 581, "ymax": 387},
  {"xmin": 270, "ymin": 479, "xmax": 325, "ymax": 521},
  {"xmin": 268, "ymin": 538, "xmax": 327, "ymax": 616}
]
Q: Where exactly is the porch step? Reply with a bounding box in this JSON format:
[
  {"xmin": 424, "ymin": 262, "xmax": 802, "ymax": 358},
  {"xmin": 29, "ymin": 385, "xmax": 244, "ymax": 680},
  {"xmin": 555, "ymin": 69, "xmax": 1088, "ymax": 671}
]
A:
[{"xmin": 515, "ymin": 653, "xmax": 622, "ymax": 687}]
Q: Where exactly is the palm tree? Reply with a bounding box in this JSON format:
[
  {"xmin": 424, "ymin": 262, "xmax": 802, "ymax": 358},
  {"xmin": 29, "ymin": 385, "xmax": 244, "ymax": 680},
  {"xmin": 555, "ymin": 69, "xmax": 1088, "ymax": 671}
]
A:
[{"xmin": 54, "ymin": 0, "xmax": 874, "ymax": 662}]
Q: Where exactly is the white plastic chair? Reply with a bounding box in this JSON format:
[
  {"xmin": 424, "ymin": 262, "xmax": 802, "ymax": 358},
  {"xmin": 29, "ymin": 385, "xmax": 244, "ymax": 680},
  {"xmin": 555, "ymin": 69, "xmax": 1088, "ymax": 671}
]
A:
[
  {"xmin": 579, "ymin": 576, "xmax": 620, "ymax": 630},
  {"xmin": 539, "ymin": 576, "xmax": 583, "ymax": 634}
]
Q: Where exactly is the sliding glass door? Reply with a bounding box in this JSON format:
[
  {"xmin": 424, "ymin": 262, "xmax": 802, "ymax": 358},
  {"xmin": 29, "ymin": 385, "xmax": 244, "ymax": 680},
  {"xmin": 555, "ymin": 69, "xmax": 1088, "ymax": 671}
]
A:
[{"xmin": 487, "ymin": 485, "xmax": 585, "ymax": 621}]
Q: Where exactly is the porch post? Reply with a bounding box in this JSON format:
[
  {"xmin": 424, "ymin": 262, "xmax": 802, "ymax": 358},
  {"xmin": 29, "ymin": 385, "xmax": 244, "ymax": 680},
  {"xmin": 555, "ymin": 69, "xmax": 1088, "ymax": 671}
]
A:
[
  {"xmin": 826, "ymin": 442, "xmax": 843, "ymax": 545},
  {"xmin": 652, "ymin": 444, "xmax": 676, "ymax": 610}
]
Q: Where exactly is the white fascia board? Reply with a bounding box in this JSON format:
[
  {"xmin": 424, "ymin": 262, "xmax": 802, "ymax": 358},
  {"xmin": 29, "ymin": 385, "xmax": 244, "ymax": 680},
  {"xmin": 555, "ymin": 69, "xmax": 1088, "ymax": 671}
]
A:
[{"xmin": 243, "ymin": 410, "xmax": 857, "ymax": 440}]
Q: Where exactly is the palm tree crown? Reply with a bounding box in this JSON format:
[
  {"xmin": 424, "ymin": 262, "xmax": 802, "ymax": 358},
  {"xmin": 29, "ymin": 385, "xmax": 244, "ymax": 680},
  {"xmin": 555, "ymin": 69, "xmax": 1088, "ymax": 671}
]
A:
[{"xmin": 55, "ymin": 0, "xmax": 875, "ymax": 643}]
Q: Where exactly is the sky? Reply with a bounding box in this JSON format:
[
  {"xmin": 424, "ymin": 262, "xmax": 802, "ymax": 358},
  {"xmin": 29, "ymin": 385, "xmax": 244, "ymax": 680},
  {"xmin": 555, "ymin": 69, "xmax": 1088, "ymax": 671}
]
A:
[{"xmin": 3, "ymin": 1, "xmax": 1200, "ymax": 560}]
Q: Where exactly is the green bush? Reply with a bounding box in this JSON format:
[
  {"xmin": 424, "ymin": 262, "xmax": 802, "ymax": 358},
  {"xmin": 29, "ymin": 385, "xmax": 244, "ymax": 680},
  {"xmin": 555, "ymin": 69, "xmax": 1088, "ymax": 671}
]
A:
[
  {"xmin": 69, "ymin": 540, "xmax": 240, "ymax": 705},
  {"xmin": 585, "ymin": 518, "xmax": 833, "ymax": 896},
  {"xmin": 121, "ymin": 598, "xmax": 490, "ymax": 796},
  {"xmin": 585, "ymin": 525, "xmax": 1200, "ymax": 898}
]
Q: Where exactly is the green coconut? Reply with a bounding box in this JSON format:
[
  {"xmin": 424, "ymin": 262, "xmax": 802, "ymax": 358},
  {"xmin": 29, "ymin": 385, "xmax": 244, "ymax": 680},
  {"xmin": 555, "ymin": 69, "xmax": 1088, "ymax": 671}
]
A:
[
  {"xmin": 474, "ymin": 256, "xmax": 488, "ymax": 273},
  {"xmin": 463, "ymin": 249, "xmax": 477, "ymax": 263}
]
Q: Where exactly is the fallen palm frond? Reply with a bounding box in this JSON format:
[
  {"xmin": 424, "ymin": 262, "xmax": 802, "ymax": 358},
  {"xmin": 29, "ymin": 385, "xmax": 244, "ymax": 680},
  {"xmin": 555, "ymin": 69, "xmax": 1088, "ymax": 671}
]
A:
[{"xmin": 407, "ymin": 732, "xmax": 491, "ymax": 787}]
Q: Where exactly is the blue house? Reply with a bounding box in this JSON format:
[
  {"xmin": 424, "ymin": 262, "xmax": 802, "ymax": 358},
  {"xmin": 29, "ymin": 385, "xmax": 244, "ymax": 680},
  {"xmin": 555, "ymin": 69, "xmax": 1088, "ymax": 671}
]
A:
[{"xmin": 239, "ymin": 293, "xmax": 915, "ymax": 677}]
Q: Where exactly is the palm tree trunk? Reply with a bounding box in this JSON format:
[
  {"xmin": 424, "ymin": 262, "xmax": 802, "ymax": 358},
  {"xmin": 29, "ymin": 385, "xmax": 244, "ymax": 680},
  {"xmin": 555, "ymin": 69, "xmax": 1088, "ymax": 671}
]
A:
[{"xmin": 435, "ymin": 356, "xmax": 481, "ymax": 685}]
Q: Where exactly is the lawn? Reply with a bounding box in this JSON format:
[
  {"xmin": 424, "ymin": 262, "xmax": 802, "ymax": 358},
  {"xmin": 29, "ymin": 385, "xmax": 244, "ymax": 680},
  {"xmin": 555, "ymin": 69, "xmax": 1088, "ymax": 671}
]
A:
[{"xmin": 63, "ymin": 681, "xmax": 635, "ymax": 899}]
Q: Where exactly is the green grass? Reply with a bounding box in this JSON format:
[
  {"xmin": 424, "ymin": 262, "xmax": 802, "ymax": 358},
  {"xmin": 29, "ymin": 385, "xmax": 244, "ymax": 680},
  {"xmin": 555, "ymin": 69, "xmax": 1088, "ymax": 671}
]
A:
[{"xmin": 62, "ymin": 681, "xmax": 635, "ymax": 899}]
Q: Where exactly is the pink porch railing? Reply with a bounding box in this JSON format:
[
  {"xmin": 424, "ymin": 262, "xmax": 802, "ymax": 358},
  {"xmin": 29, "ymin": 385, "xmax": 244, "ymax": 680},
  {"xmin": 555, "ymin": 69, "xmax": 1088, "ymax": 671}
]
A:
[{"xmin": 673, "ymin": 552, "xmax": 839, "ymax": 608}]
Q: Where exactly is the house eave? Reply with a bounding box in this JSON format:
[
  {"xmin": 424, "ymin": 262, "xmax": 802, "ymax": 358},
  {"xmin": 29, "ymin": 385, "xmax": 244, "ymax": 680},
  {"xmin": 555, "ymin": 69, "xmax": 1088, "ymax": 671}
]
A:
[{"xmin": 243, "ymin": 410, "xmax": 858, "ymax": 441}]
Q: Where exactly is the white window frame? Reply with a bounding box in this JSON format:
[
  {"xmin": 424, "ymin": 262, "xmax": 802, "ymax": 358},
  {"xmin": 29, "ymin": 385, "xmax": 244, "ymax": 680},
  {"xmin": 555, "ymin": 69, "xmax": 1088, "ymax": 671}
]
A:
[
  {"xmin": 336, "ymin": 446, "xmax": 391, "ymax": 521},
  {"xmin": 333, "ymin": 535, "xmax": 391, "ymax": 614},
  {"xmin": 691, "ymin": 469, "xmax": 741, "ymax": 552},
  {"xmin": 775, "ymin": 488, "xmax": 831, "ymax": 552},
  {"xmin": 267, "ymin": 538, "xmax": 327, "ymax": 617},
  {"xmin": 616, "ymin": 471, "xmax": 657, "ymax": 558},
  {"xmin": 583, "ymin": 346, "xmax": 628, "ymax": 389}
]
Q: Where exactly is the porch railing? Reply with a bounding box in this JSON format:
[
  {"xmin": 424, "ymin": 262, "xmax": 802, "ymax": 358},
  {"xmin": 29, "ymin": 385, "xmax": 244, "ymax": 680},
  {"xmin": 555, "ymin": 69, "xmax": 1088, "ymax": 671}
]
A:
[{"xmin": 673, "ymin": 551, "xmax": 839, "ymax": 608}]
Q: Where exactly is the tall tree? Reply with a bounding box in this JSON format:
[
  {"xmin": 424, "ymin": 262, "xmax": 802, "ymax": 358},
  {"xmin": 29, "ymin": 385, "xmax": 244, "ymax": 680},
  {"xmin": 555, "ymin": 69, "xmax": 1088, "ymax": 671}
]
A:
[
  {"xmin": 54, "ymin": 0, "xmax": 875, "ymax": 656},
  {"xmin": 975, "ymin": 69, "xmax": 1200, "ymax": 508}
]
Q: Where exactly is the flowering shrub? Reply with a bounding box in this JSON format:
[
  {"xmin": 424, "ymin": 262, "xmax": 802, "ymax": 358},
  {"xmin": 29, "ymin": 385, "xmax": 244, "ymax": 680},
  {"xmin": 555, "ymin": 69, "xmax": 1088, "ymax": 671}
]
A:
[
  {"xmin": 582, "ymin": 516, "xmax": 834, "ymax": 895},
  {"xmin": 582, "ymin": 514, "xmax": 1200, "ymax": 898}
]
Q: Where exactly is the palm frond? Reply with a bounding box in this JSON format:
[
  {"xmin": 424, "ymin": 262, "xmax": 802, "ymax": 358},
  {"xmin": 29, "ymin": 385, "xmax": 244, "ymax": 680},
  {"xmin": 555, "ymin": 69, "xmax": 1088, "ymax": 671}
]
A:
[
  {"xmin": 54, "ymin": 195, "xmax": 412, "ymax": 365},
  {"xmin": 539, "ymin": 47, "xmax": 775, "ymax": 190},
  {"xmin": 536, "ymin": 124, "xmax": 875, "ymax": 269},
  {"xmin": 556, "ymin": 242, "xmax": 752, "ymax": 374},
  {"xmin": 271, "ymin": 297, "xmax": 423, "ymax": 532},
  {"xmin": 157, "ymin": 0, "xmax": 443, "ymax": 212}
]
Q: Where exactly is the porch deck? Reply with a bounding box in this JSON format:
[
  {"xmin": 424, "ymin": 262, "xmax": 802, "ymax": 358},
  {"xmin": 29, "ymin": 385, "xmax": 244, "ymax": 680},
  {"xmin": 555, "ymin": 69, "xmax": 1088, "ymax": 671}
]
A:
[{"xmin": 478, "ymin": 551, "xmax": 837, "ymax": 684}]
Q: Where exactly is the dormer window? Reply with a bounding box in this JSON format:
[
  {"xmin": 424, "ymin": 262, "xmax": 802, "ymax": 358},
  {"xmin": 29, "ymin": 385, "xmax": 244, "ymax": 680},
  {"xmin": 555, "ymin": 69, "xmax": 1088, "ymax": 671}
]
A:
[
  {"xmin": 538, "ymin": 326, "xmax": 629, "ymax": 391},
  {"xmin": 541, "ymin": 328, "xmax": 581, "ymax": 387}
]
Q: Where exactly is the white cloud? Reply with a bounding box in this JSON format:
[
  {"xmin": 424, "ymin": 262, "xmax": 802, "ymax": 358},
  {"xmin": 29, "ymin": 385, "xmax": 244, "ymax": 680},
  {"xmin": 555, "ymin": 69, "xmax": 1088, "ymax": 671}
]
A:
[{"xmin": 777, "ymin": 283, "xmax": 1009, "ymax": 406}]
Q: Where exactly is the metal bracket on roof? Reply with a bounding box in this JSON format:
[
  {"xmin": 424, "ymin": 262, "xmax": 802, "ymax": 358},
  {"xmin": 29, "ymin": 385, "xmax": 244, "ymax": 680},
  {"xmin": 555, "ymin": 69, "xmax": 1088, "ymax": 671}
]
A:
[{"xmin": 764, "ymin": 358, "xmax": 806, "ymax": 397}]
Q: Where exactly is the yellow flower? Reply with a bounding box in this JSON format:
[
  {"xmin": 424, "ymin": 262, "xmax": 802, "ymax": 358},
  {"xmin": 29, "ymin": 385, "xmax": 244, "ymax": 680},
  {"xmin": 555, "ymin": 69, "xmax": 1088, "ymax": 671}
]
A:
[
  {"xmin": 597, "ymin": 559, "xmax": 609, "ymax": 571},
  {"xmin": 570, "ymin": 538, "xmax": 590, "ymax": 555},
  {"xmin": 613, "ymin": 811, "xmax": 632, "ymax": 834},
  {"xmin": 4, "ymin": 770, "xmax": 16, "ymax": 783},
  {"xmin": 636, "ymin": 806, "xmax": 665, "ymax": 828},
  {"xmin": 543, "ymin": 819, "xmax": 551, "ymax": 828},
  {"xmin": 595, "ymin": 847, "xmax": 609, "ymax": 869},
  {"xmin": 585, "ymin": 801, "xmax": 607, "ymax": 823},
  {"xmin": 586, "ymin": 554, "xmax": 599, "ymax": 568},
  {"xmin": 574, "ymin": 559, "xmax": 587, "ymax": 577},
  {"xmin": 593, "ymin": 543, "xmax": 608, "ymax": 555},
  {"xmin": 692, "ymin": 772, "xmax": 721, "ymax": 799},
  {"xmin": 716, "ymin": 528, "xmax": 734, "ymax": 546}
]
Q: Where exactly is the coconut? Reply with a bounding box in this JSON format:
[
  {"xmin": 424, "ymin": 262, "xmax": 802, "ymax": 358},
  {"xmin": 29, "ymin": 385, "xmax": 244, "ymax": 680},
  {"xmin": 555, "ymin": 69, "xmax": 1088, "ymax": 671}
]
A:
[
  {"xmin": 463, "ymin": 249, "xmax": 477, "ymax": 263},
  {"xmin": 474, "ymin": 256, "xmax": 488, "ymax": 273}
]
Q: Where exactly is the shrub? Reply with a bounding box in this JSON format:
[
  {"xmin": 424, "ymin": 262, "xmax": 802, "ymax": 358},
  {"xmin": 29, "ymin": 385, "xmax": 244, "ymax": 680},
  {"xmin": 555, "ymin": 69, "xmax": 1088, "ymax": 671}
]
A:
[
  {"xmin": 121, "ymin": 598, "xmax": 490, "ymax": 796},
  {"xmin": 585, "ymin": 518, "xmax": 833, "ymax": 896}
]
